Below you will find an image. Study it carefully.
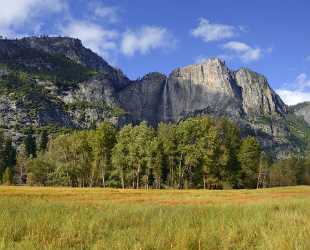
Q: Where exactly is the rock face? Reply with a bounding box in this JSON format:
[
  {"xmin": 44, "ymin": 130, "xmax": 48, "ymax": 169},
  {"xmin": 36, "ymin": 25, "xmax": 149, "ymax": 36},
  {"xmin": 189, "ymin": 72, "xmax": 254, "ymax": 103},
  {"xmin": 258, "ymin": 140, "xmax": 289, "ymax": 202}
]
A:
[
  {"xmin": 118, "ymin": 59, "xmax": 288, "ymax": 125},
  {"xmin": 0, "ymin": 37, "xmax": 308, "ymax": 158},
  {"xmin": 234, "ymin": 68, "xmax": 287, "ymax": 116},
  {"xmin": 118, "ymin": 72, "xmax": 166, "ymax": 125},
  {"xmin": 160, "ymin": 59, "xmax": 243, "ymax": 123},
  {"xmin": 290, "ymin": 102, "xmax": 310, "ymax": 125}
]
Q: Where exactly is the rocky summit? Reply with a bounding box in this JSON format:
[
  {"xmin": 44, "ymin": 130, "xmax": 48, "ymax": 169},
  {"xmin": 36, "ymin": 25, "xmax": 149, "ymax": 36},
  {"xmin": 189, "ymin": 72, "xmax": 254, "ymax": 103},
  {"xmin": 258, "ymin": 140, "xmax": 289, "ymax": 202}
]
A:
[{"xmin": 0, "ymin": 36, "xmax": 309, "ymax": 158}]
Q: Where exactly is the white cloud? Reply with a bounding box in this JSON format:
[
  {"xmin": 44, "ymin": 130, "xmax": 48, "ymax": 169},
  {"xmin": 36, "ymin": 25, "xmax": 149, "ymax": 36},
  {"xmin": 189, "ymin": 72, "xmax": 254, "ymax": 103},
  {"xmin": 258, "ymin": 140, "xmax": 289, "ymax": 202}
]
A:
[
  {"xmin": 194, "ymin": 55, "xmax": 231, "ymax": 64},
  {"xmin": 276, "ymin": 89, "xmax": 310, "ymax": 105},
  {"xmin": 0, "ymin": 0, "xmax": 66, "ymax": 37},
  {"xmin": 89, "ymin": 2, "xmax": 119, "ymax": 23},
  {"xmin": 191, "ymin": 18, "xmax": 237, "ymax": 42},
  {"xmin": 195, "ymin": 55, "xmax": 209, "ymax": 64},
  {"xmin": 121, "ymin": 26, "xmax": 176, "ymax": 57},
  {"xmin": 276, "ymin": 73, "xmax": 310, "ymax": 105},
  {"xmin": 60, "ymin": 21, "xmax": 119, "ymax": 60},
  {"xmin": 266, "ymin": 47, "xmax": 273, "ymax": 53},
  {"xmin": 222, "ymin": 41, "xmax": 262, "ymax": 63},
  {"xmin": 306, "ymin": 56, "xmax": 310, "ymax": 61},
  {"xmin": 295, "ymin": 73, "xmax": 310, "ymax": 89}
]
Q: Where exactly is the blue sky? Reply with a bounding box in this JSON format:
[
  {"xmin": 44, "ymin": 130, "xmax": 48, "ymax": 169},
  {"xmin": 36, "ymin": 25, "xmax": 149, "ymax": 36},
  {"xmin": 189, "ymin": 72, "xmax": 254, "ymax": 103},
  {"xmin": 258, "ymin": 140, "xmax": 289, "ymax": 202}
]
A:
[{"xmin": 0, "ymin": 0, "xmax": 309, "ymax": 105}]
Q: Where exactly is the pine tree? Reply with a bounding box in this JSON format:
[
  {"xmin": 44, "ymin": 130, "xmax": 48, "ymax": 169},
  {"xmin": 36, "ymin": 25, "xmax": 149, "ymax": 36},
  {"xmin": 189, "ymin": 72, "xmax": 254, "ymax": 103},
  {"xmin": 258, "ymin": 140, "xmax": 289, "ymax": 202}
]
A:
[
  {"xmin": 24, "ymin": 127, "xmax": 37, "ymax": 158},
  {"xmin": 0, "ymin": 131, "xmax": 6, "ymax": 182},
  {"xmin": 2, "ymin": 138, "xmax": 16, "ymax": 184},
  {"xmin": 147, "ymin": 137, "xmax": 164, "ymax": 189},
  {"xmin": 238, "ymin": 137, "xmax": 261, "ymax": 188},
  {"xmin": 2, "ymin": 167, "xmax": 13, "ymax": 185},
  {"xmin": 39, "ymin": 130, "xmax": 49, "ymax": 152}
]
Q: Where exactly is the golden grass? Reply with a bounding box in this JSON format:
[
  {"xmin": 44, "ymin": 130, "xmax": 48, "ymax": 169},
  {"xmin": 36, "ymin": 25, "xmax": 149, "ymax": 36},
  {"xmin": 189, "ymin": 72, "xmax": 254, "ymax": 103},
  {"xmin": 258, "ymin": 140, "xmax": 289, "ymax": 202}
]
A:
[
  {"xmin": 0, "ymin": 185, "xmax": 309, "ymax": 205},
  {"xmin": 0, "ymin": 186, "xmax": 310, "ymax": 250}
]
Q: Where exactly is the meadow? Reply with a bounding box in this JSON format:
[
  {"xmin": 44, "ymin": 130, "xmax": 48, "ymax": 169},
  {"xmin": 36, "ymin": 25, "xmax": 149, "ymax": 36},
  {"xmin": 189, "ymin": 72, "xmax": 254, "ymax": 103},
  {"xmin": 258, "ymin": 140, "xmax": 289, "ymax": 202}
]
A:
[{"xmin": 0, "ymin": 186, "xmax": 310, "ymax": 250}]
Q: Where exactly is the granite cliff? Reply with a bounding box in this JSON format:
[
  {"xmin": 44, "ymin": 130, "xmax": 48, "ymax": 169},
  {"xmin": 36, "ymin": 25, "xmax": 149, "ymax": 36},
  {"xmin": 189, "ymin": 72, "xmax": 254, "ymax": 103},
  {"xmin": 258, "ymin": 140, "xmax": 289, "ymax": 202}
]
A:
[
  {"xmin": 290, "ymin": 102, "xmax": 310, "ymax": 125},
  {"xmin": 0, "ymin": 36, "xmax": 308, "ymax": 158}
]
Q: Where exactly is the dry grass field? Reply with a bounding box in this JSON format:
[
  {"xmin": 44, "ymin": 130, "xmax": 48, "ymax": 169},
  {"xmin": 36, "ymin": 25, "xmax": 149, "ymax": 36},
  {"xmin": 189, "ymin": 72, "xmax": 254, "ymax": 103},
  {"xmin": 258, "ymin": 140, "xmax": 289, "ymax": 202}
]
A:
[{"xmin": 0, "ymin": 186, "xmax": 310, "ymax": 249}]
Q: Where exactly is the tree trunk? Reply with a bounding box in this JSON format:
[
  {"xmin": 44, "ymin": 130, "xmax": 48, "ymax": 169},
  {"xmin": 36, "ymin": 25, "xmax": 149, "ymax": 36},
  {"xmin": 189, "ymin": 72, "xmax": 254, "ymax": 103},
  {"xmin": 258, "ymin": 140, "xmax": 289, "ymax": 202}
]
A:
[
  {"xmin": 178, "ymin": 153, "xmax": 183, "ymax": 189},
  {"xmin": 102, "ymin": 168, "xmax": 105, "ymax": 188},
  {"xmin": 121, "ymin": 169, "xmax": 125, "ymax": 189},
  {"xmin": 136, "ymin": 165, "xmax": 140, "ymax": 189},
  {"xmin": 169, "ymin": 157, "xmax": 174, "ymax": 188},
  {"xmin": 203, "ymin": 176, "xmax": 206, "ymax": 189}
]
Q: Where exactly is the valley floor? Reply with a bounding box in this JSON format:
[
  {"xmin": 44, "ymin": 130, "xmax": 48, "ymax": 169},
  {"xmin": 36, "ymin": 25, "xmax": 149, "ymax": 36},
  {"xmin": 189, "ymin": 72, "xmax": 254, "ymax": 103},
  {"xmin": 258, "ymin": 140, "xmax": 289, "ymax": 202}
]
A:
[{"xmin": 0, "ymin": 186, "xmax": 310, "ymax": 249}]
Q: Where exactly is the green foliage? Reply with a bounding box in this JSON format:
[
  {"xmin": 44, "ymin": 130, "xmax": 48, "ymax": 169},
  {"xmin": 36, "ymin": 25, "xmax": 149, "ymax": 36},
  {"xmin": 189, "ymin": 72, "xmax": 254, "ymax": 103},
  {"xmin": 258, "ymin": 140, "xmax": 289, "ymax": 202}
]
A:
[
  {"xmin": 238, "ymin": 137, "xmax": 261, "ymax": 188},
  {"xmin": 27, "ymin": 156, "xmax": 54, "ymax": 186},
  {"xmin": 35, "ymin": 125, "xmax": 75, "ymax": 136},
  {"xmin": 89, "ymin": 122, "xmax": 116, "ymax": 187},
  {"xmin": 3, "ymin": 138, "xmax": 16, "ymax": 169},
  {"xmin": 285, "ymin": 113, "xmax": 310, "ymax": 152},
  {"xmin": 39, "ymin": 130, "xmax": 49, "ymax": 152},
  {"xmin": 0, "ymin": 48, "xmax": 97, "ymax": 89},
  {"xmin": 158, "ymin": 123, "xmax": 178, "ymax": 187},
  {"xmin": 2, "ymin": 167, "xmax": 13, "ymax": 185},
  {"xmin": 112, "ymin": 122, "xmax": 156, "ymax": 189},
  {"xmin": 268, "ymin": 156, "xmax": 310, "ymax": 187},
  {"xmin": 24, "ymin": 117, "xmax": 263, "ymax": 189},
  {"xmin": 0, "ymin": 70, "xmax": 44, "ymax": 101},
  {"xmin": 112, "ymin": 124, "xmax": 133, "ymax": 188},
  {"xmin": 24, "ymin": 127, "xmax": 37, "ymax": 158},
  {"xmin": 0, "ymin": 131, "xmax": 16, "ymax": 184},
  {"xmin": 0, "ymin": 50, "xmax": 99, "ymax": 129},
  {"xmin": 11, "ymin": 116, "xmax": 310, "ymax": 189},
  {"xmin": 65, "ymin": 100, "xmax": 126, "ymax": 120}
]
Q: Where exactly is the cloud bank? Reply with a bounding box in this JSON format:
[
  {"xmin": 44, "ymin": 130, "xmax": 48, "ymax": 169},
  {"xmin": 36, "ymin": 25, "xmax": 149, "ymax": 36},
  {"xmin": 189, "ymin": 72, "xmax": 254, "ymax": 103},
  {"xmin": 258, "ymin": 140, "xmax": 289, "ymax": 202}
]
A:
[
  {"xmin": 191, "ymin": 18, "xmax": 237, "ymax": 42},
  {"xmin": 60, "ymin": 21, "xmax": 119, "ymax": 59},
  {"xmin": 277, "ymin": 73, "xmax": 310, "ymax": 105},
  {"xmin": 121, "ymin": 26, "xmax": 176, "ymax": 57},
  {"xmin": 222, "ymin": 41, "xmax": 262, "ymax": 62}
]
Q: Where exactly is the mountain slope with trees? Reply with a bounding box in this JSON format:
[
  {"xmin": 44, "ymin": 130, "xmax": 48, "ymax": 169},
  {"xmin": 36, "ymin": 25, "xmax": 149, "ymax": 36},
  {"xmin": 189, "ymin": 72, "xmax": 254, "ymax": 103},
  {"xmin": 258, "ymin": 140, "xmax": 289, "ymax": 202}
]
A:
[{"xmin": 0, "ymin": 36, "xmax": 309, "ymax": 160}]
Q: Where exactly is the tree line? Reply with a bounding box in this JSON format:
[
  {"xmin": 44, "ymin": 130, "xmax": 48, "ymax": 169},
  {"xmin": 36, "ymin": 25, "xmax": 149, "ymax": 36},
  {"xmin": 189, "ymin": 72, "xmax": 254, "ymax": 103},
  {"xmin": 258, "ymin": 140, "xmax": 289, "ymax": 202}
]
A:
[{"xmin": 1, "ymin": 117, "xmax": 310, "ymax": 189}]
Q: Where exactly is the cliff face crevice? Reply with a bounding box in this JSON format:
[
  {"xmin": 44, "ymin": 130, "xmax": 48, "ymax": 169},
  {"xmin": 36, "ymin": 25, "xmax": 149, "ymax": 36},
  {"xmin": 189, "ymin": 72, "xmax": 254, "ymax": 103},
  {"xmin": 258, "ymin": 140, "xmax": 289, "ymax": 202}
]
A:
[{"xmin": 117, "ymin": 72, "xmax": 167, "ymax": 125}]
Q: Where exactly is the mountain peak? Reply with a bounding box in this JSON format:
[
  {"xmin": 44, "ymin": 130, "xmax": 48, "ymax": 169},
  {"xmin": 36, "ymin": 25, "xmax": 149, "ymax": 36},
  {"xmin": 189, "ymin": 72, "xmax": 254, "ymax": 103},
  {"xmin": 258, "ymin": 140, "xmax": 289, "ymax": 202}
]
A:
[{"xmin": 0, "ymin": 36, "xmax": 130, "ymax": 90}]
